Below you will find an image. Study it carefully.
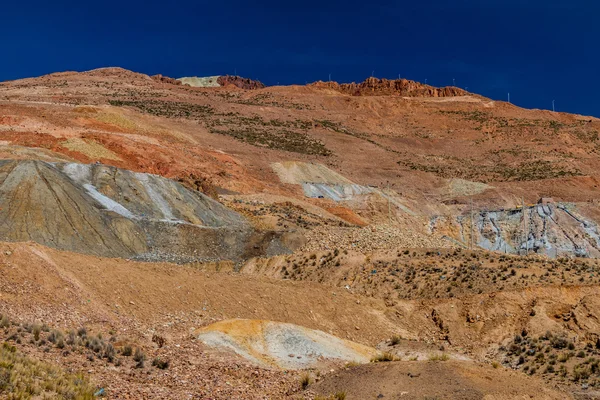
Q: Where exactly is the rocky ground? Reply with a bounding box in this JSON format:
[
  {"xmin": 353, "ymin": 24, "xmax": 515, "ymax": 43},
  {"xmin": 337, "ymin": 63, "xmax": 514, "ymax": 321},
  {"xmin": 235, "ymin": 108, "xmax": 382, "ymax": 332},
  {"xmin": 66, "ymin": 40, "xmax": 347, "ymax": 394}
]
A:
[
  {"xmin": 1, "ymin": 68, "xmax": 600, "ymax": 398},
  {"xmin": 1, "ymin": 240, "xmax": 599, "ymax": 398},
  {"xmin": 299, "ymin": 224, "xmax": 452, "ymax": 253}
]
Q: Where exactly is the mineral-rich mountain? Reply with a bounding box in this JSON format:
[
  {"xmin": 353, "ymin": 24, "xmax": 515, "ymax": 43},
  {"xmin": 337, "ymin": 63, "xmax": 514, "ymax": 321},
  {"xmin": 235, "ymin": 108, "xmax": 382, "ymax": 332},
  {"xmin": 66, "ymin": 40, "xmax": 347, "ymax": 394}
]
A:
[
  {"xmin": 1, "ymin": 67, "xmax": 600, "ymax": 399},
  {"xmin": 310, "ymin": 76, "xmax": 470, "ymax": 97},
  {"xmin": 0, "ymin": 160, "xmax": 288, "ymax": 261},
  {"xmin": 176, "ymin": 74, "xmax": 265, "ymax": 89}
]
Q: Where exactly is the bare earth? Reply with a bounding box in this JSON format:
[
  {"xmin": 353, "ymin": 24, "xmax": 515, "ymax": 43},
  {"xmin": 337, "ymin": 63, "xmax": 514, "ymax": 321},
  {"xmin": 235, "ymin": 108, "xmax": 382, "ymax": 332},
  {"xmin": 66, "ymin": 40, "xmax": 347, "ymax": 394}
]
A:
[{"xmin": 1, "ymin": 68, "xmax": 600, "ymax": 398}]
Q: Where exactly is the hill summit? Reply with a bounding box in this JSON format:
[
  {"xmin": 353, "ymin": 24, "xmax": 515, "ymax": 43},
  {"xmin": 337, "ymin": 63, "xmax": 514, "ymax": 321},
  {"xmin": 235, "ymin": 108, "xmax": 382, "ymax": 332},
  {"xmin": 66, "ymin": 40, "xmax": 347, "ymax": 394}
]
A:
[{"xmin": 310, "ymin": 76, "xmax": 470, "ymax": 97}]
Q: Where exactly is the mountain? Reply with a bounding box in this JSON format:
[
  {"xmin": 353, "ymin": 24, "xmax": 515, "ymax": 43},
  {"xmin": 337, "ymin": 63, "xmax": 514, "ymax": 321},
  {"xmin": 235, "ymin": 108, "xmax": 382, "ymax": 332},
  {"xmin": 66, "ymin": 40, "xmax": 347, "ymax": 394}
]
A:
[
  {"xmin": 0, "ymin": 67, "xmax": 600, "ymax": 399},
  {"xmin": 177, "ymin": 74, "xmax": 265, "ymax": 89},
  {"xmin": 310, "ymin": 76, "xmax": 470, "ymax": 97}
]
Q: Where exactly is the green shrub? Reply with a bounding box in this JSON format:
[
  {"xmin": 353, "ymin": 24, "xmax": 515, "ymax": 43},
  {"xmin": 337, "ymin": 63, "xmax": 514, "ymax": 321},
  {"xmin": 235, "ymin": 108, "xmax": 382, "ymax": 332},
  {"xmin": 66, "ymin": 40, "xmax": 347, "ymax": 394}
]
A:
[
  {"xmin": 104, "ymin": 343, "xmax": 116, "ymax": 362},
  {"xmin": 133, "ymin": 348, "xmax": 146, "ymax": 368},
  {"xmin": 152, "ymin": 357, "xmax": 169, "ymax": 369},
  {"xmin": 33, "ymin": 325, "xmax": 41, "ymax": 341},
  {"xmin": 122, "ymin": 345, "xmax": 133, "ymax": 356},
  {"xmin": 573, "ymin": 364, "xmax": 591, "ymax": 381}
]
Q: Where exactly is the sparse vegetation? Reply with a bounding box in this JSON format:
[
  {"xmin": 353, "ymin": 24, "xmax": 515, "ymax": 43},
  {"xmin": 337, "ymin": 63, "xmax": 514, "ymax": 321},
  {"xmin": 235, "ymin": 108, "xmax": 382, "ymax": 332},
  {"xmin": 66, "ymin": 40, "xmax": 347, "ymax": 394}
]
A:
[
  {"xmin": 300, "ymin": 372, "xmax": 312, "ymax": 389},
  {"xmin": 122, "ymin": 345, "xmax": 133, "ymax": 357},
  {"xmin": 0, "ymin": 342, "xmax": 95, "ymax": 399},
  {"xmin": 499, "ymin": 331, "xmax": 600, "ymax": 385},
  {"xmin": 334, "ymin": 392, "xmax": 347, "ymax": 400},
  {"xmin": 152, "ymin": 334, "xmax": 166, "ymax": 348},
  {"xmin": 104, "ymin": 343, "xmax": 116, "ymax": 363},
  {"xmin": 390, "ymin": 335, "xmax": 402, "ymax": 345},
  {"xmin": 209, "ymin": 126, "xmax": 330, "ymax": 156},
  {"xmin": 428, "ymin": 353, "xmax": 450, "ymax": 362},
  {"xmin": 315, "ymin": 395, "xmax": 347, "ymax": 400},
  {"xmin": 133, "ymin": 348, "xmax": 146, "ymax": 368},
  {"xmin": 272, "ymin": 249, "xmax": 600, "ymax": 301},
  {"xmin": 108, "ymin": 99, "xmax": 214, "ymax": 119},
  {"xmin": 152, "ymin": 357, "xmax": 169, "ymax": 369},
  {"xmin": 398, "ymin": 156, "xmax": 581, "ymax": 182},
  {"xmin": 371, "ymin": 352, "xmax": 398, "ymax": 362}
]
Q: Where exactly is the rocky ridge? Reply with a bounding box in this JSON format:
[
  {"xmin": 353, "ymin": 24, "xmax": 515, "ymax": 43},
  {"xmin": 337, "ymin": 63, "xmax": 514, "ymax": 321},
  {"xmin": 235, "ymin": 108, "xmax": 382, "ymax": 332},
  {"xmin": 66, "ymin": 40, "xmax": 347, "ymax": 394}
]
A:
[
  {"xmin": 216, "ymin": 75, "xmax": 265, "ymax": 89},
  {"xmin": 310, "ymin": 76, "xmax": 471, "ymax": 96}
]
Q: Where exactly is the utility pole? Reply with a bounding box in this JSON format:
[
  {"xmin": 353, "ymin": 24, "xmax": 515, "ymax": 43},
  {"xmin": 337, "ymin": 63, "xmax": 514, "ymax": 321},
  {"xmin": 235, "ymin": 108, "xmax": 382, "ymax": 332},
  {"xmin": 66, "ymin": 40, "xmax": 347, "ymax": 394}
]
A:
[{"xmin": 552, "ymin": 100, "xmax": 555, "ymax": 112}]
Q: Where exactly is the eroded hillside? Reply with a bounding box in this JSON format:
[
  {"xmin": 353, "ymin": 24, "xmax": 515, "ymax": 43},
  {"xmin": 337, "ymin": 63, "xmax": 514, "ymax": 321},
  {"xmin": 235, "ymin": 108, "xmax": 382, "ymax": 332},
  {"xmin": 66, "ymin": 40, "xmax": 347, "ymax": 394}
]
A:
[
  {"xmin": 1, "ymin": 68, "xmax": 600, "ymax": 399},
  {"xmin": 1, "ymin": 68, "xmax": 599, "ymax": 259}
]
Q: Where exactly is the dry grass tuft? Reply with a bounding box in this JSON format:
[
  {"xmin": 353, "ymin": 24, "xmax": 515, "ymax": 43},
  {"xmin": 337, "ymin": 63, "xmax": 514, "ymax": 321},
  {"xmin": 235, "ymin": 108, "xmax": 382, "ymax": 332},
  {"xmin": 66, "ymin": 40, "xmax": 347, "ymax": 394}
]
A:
[
  {"xmin": 0, "ymin": 342, "xmax": 95, "ymax": 399},
  {"xmin": 428, "ymin": 353, "xmax": 450, "ymax": 362},
  {"xmin": 371, "ymin": 352, "xmax": 399, "ymax": 362}
]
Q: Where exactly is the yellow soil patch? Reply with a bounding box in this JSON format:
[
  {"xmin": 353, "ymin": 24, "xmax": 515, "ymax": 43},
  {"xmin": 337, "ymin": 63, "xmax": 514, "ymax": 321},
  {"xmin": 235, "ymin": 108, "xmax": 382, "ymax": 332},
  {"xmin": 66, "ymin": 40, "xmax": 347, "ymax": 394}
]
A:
[
  {"xmin": 196, "ymin": 319, "xmax": 378, "ymax": 369},
  {"xmin": 94, "ymin": 111, "xmax": 138, "ymax": 131},
  {"xmin": 272, "ymin": 161, "xmax": 354, "ymax": 185},
  {"xmin": 73, "ymin": 105, "xmax": 99, "ymax": 114},
  {"xmin": 448, "ymin": 178, "xmax": 492, "ymax": 197},
  {"xmin": 73, "ymin": 106, "xmax": 138, "ymax": 132},
  {"xmin": 61, "ymin": 137, "xmax": 122, "ymax": 161},
  {"xmin": 202, "ymin": 319, "xmax": 266, "ymax": 337}
]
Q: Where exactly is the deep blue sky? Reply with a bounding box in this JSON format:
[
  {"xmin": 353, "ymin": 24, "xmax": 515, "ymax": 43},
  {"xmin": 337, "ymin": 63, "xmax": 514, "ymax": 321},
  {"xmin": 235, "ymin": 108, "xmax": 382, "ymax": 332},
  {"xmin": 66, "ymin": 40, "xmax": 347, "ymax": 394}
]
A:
[{"xmin": 1, "ymin": 1, "xmax": 597, "ymax": 116}]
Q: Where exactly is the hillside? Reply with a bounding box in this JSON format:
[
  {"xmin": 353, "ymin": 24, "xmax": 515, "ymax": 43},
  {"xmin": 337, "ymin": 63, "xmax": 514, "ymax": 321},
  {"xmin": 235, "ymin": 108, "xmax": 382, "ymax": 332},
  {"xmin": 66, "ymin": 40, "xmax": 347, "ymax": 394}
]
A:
[{"xmin": 1, "ymin": 68, "xmax": 600, "ymax": 398}]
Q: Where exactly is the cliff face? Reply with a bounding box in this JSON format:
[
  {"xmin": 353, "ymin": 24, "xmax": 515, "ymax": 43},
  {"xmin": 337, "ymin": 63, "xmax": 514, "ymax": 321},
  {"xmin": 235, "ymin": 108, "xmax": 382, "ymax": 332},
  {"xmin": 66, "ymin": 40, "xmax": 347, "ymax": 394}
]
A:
[
  {"xmin": 216, "ymin": 75, "xmax": 266, "ymax": 89},
  {"xmin": 310, "ymin": 77, "xmax": 469, "ymax": 97}
]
